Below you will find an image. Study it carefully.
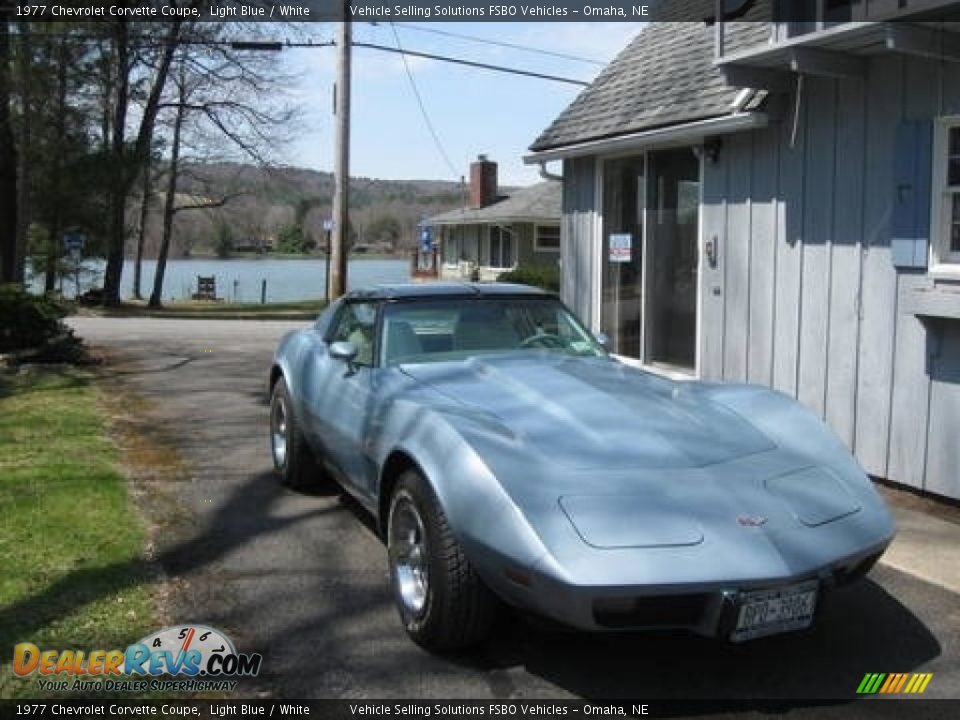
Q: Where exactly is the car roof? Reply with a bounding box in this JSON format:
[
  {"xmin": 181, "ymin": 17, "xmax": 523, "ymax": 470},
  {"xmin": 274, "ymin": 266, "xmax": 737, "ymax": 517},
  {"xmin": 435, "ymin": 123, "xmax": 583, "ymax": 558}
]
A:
[{"xmin": 345, "ymin": 282, "xmax": 549, "ymax": 300}]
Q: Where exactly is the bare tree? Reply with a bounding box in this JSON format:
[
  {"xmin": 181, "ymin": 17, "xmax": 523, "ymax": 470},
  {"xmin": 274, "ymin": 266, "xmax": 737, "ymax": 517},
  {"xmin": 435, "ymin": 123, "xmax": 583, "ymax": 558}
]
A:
[
  {"xmin": 146, "ymin": 24, "xmax": 296, "ymax": 307},
  {"xmin": 101, "ymin": 13, "xmax": 190, "ymax": 307}
]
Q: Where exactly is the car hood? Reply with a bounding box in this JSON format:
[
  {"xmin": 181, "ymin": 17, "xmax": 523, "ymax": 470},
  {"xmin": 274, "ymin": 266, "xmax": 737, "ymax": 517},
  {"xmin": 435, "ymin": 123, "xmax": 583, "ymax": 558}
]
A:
[{"xmin": 401, "ymin": 353, "xmax": 775, "ymax": 470}]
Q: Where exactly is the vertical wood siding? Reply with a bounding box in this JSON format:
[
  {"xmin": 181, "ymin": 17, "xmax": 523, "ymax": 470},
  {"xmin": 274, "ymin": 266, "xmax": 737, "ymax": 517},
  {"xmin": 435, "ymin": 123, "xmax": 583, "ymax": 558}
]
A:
[
  {"xmin": 824, "ymin": 76, "xmax": 866, "ymax": 450},
  {"xmin": 926, "ymin": 324, "xmax": 960, "ymax": 498},
  {"xmin": 723, "ymin": 132, "xmax": 753, "ymax": 382},
  {"xmin": 747, "ymin": 122, "xmax": 780, "ymax": 388},
  {"xmin": 772, "ymin": 84, "xmax": 806, "ymax": 399},
  {"xmin": 702, "ymin": 55, "xmax": 957, "ymax": 497},
  {"xmin": 561, "ymin": 52, "xmax": 960, "ymax": 499},
  {"xmin": 797, "ymin": 79, "xmax": 836, "ymax": 418},
  {"xmin": 854, "ymin": 55, "xmax": 902, "ymax": 479},
  {"xmin": 886, "ymin": 58, "xmax": 940, "ymax": 488},
  {"xmin": 700, "ymin": 155, "xmax": 727, "ymax": 381}
]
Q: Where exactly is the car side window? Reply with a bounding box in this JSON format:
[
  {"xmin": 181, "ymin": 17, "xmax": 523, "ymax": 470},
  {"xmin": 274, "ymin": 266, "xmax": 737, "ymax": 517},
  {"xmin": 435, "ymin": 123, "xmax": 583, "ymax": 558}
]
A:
[{"xmin": 331, "ymin": 301, "xmax": 378, "ymax": 366}]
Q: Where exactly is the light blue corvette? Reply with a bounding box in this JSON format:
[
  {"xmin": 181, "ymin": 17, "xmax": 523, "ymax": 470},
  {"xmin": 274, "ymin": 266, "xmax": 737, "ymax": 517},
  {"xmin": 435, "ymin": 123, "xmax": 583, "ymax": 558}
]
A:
[{"xmin": 268, "ymin": 283, "xmax": 895, "ymax": 651}]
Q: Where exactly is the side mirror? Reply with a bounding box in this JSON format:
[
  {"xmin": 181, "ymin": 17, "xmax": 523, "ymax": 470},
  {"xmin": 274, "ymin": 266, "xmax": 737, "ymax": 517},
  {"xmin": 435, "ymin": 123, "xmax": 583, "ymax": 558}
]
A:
[
  {"xmin": 593, "ymin": 332, "xmax": 611, "ymax": 350},
  {"xmin": 329, "ymin": 340, "xmax": 358, "ymax": 364}
]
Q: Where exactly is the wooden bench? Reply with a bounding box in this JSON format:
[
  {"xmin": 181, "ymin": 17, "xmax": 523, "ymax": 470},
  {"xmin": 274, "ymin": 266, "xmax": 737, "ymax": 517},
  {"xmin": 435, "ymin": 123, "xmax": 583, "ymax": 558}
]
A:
[{"xmin": 192, "ymin": 275, "xmax": 217, "ymax": 301}]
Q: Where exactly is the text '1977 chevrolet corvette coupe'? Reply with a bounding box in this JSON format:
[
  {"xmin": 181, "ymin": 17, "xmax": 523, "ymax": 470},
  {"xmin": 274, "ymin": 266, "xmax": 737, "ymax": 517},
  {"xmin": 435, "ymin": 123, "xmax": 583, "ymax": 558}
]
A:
[{"xmin": 268, "ymin": 283, "xmax": 895, "ymax": 651}]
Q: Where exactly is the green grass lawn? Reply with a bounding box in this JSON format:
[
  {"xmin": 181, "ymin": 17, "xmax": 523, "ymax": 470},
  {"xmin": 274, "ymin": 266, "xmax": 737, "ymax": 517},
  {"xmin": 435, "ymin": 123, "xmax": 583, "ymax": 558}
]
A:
[{"xmin": 0, "ymin": 369, "xmax": 155, "ymax": 698}]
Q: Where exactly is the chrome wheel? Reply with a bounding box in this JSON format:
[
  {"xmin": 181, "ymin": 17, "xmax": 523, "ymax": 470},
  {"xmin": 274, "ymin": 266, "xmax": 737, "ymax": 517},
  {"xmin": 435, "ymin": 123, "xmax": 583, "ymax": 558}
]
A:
[
  {"xmin": 270, "ymin": 394, "xmax": 288, "ymax": 469},
  {"xmin": 389, "ymin": 493, "xmax": 430, "ymax": 618}
]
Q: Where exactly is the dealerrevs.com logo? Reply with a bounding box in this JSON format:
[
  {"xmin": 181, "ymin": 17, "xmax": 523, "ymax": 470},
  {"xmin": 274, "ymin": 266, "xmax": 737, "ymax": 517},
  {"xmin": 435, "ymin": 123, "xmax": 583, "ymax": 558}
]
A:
[{"xmin": 12, "ymin": 625, "xmax": 262, "ymax": 693}]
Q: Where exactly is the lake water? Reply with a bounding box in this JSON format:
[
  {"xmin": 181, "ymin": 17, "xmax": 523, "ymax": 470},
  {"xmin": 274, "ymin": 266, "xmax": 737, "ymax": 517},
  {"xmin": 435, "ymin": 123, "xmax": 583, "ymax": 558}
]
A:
[{"xmin": 29, "ymin": 257, "xmax": 412, "ymax": 303}]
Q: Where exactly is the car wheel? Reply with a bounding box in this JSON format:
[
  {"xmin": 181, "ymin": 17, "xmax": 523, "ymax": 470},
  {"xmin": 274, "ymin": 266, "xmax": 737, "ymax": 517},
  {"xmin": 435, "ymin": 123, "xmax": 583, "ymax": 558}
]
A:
[
  {"xmin": 269, "ymin": 377, "xmax": 320, "ymax": 489},
  {"xmin": 387, "ymin": 469, "xmax": 496, "ymax": 651}
]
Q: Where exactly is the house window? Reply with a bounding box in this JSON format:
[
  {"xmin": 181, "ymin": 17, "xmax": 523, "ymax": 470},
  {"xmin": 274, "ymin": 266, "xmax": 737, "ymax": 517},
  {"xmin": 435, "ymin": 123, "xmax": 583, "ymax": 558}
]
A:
[
  {"xmin": 935, "ymin": 120, "xmax": 960, "ymax": 266},
  {"xmin": 535, "ymin": 225, "xmax": 561, "ymax": 252},
  {"xmin": 489, "ymin": 226, "xmax": 514, "ymax": 268}
]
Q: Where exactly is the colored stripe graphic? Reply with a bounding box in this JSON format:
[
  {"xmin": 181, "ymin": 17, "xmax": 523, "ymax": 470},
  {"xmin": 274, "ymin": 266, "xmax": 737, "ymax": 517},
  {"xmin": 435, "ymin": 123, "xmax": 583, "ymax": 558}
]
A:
[
  {"xmin": 857, "ymin": 672, "xmax": 933, "ymax": 695},
  {"xmin": 893, "ymin": 674, "xmax": 909, "ymax": 693},
  {"xmin": 879, "ymin": 674, "xmax": 897, "ymax": 693},
  {"xmin": 911, "ymin": 673, "xmax": 933, "ymax": 694}
]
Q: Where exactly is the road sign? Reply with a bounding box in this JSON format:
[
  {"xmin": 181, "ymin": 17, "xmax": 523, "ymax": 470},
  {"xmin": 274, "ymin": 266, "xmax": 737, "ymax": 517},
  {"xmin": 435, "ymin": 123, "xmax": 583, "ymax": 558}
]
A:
[
  {"xmin": 420, "ymin": 225, "xmax": 433, "ymax": 252},
  {"xmin": 63, "ymin": 232, "xmax": 85, "ymax": 251}
]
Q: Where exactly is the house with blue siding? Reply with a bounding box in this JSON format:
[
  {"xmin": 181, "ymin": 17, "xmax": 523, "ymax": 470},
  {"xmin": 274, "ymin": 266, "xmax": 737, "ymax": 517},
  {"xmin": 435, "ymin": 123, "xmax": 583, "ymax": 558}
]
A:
[{"xmin": 524, "ymin": 0, "xmax": 960, "ymax": 501}]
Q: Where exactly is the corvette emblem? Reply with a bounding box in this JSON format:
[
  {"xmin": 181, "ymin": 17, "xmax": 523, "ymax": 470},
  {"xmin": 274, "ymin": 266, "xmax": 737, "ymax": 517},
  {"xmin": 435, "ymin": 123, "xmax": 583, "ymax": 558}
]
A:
[{"xmin": 737, "ymin": 515, "xmax": 767, "ymax": 527}]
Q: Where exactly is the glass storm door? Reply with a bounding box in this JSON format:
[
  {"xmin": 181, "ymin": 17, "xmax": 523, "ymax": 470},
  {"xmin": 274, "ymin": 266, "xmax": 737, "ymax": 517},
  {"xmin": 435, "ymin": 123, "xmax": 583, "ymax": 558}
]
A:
[
  {"xmin": 601, "ymin": 156, "xmax": 644, "ymax": 359},
  {"xmin": 644, "ymin": 147, "xmax": 699, "ymax": 372}
]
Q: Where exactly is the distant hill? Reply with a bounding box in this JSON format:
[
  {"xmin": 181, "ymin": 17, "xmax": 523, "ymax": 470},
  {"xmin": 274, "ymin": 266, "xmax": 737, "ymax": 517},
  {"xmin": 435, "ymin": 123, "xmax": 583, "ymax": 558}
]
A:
[{"xmin": 132, "ymin": 162, "xmax": 480, "ymax": 259}]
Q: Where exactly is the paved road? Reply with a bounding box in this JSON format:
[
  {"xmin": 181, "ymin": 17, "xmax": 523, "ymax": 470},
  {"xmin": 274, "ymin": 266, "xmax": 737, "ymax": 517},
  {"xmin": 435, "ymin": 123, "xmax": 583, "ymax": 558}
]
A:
[{"xmin": 69, "ymin": 317, "xmax": 959, "ymax": 708}]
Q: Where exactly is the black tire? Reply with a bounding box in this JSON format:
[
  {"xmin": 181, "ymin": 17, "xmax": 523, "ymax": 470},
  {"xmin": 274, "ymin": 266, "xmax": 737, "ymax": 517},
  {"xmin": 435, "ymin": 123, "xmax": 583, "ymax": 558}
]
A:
[
  {"xmin": 387, "ymin": 469, "xmax": 497, "ymax": 651},
  {"xmin": 269, "ymin": 377, "xmax": 320, "ymax": 490}
]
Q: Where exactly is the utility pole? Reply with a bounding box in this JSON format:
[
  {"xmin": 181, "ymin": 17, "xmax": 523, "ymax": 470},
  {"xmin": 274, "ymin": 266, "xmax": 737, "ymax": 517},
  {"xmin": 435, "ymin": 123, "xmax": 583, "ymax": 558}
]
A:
[{"xmin": 329, "ymin": 4, "xmax": 351, "ymax": 300}]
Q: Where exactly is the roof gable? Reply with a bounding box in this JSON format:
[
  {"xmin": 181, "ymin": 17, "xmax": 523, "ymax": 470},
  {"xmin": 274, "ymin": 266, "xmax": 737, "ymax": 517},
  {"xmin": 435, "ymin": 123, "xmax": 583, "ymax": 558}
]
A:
[
  {"xmin": 530, "ymin": 18, "xmax": 769, "ymax": 152},
  {"xmin": 427, "ymin": 181, "xmax": 560, "ymax": 226}
]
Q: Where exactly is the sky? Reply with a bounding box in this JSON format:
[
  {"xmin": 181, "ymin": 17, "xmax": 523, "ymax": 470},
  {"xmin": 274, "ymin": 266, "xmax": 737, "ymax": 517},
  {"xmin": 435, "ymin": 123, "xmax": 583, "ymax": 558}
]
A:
[{"xmin": 272, "ymin": 22, "xmax": 644, "ymax": 187}]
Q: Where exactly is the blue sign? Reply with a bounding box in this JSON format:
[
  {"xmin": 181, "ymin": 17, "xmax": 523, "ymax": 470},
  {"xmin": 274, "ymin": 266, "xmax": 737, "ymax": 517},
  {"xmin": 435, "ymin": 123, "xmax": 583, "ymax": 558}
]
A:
[
  {"xmin": 420, "ymin": 225, "xmax": 433, "ymax": 252},
  {"xmin": 63, "ymin": 232, "xmax": 85, "ymax": 250}
]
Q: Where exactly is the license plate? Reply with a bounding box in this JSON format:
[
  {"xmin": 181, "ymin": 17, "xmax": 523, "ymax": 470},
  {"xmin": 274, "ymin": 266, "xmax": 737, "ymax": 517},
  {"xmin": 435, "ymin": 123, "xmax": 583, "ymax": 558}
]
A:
[{"xmin": 730, "ymin": 580, "xmax": 818, "ymax": 642}]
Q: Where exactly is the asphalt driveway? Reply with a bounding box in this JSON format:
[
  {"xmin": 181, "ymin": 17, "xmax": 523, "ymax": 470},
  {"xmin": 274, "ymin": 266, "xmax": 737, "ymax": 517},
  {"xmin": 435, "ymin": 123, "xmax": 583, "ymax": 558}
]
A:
[{"xmin": 67, "ymin": 317, "xmax": 959, "ymax": 707}]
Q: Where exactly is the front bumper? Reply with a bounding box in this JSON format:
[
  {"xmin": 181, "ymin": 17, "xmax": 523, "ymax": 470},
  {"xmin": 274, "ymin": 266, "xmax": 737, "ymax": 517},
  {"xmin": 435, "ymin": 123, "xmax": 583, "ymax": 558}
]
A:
[{"xmin": 489, "ymin": 541, "xmax": 889, "ymax": 639}]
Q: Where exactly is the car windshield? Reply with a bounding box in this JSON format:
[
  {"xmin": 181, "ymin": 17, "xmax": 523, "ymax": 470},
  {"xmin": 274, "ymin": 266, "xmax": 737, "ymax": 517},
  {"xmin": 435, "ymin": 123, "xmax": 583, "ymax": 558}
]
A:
[{"xmin": 380, "ymin": 296, "xmax": 606, "ymax": 366}]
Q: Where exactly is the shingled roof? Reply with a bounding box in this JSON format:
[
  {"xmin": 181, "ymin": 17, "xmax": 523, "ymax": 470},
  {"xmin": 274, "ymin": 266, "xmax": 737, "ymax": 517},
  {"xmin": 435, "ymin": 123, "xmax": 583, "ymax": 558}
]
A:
[
  {"xmin": 529, "ymin": 18, "xmax": 768, "ymax": 153},
  {"xmin": 427, "ymin": 182, "xmax": 560, "ymax": 226}
]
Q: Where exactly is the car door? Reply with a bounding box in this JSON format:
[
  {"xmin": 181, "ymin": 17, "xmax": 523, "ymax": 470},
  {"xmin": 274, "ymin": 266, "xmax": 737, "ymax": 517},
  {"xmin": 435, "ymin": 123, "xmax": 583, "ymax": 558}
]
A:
[{"xmin": 304, "ymin": 299, "xmax": 381, "ymax": 501}]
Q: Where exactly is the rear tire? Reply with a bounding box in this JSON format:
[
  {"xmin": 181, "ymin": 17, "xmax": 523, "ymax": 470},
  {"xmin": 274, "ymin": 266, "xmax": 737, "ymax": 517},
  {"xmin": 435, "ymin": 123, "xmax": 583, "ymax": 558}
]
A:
[
  {"xmin": 269, "ymin": 377, "xmax": 320, "ymax": 490},
  {"xmin": 387, "ymin": 469, "xmax": 497, "ymax": 651}
]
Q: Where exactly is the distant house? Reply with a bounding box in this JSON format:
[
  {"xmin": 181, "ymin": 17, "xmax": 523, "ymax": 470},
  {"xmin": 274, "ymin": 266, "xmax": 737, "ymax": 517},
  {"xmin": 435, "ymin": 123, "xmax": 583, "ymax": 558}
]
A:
[
  {"xmin": 525, "ymin": 2, "xmax": 960, "ymax": 501},
  {"xmin": 427, "ymin": 156, "xmax": 561, "ymax": 282}
]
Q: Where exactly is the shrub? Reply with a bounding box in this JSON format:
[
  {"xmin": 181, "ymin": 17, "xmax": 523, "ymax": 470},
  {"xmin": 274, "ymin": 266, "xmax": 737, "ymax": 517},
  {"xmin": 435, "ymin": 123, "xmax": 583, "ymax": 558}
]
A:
[
  {"xmin": 0, "ymin": 284, "xmax": 86, "ymax": 362},
  {"xmin": 497, "ymin": 264, "xmax": 560, "ymax": 293}
]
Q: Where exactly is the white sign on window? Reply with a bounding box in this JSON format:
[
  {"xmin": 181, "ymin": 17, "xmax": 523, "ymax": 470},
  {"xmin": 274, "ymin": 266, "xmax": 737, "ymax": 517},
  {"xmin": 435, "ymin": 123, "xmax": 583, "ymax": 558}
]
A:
[{"xmin": 609, "ymin": 233, "xmax": 632, "ymax": 263}]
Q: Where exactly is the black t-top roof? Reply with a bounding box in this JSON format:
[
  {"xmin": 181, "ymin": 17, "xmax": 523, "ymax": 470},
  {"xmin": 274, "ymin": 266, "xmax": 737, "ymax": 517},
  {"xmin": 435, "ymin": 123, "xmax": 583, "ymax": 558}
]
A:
[{"xmin": 346, "ymin": 283, "xmax": 548, "ymax": 301}]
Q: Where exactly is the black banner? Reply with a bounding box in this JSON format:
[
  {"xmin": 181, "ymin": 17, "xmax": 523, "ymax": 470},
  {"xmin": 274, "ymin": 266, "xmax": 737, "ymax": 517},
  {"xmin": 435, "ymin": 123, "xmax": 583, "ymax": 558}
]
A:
[
  {"xmin": 1, "ymin": 699, "xmax": 959, "ymax": 720},
  {"xmin": 2, "ymin": 0, "xmax": 944, "ymax": 24}
]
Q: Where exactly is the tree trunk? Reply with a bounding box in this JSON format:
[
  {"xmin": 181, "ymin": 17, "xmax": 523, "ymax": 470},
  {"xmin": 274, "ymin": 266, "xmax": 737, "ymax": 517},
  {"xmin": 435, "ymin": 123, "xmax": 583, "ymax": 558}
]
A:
[
  {"xmin": 45, "ymin": 35, "xmax": 69, "ymax": 293},
  {"xmin": 0, "ymin": 10, "xmax": 19, "ymax": 284},
  {"xmin": 102, "ymin": 18, "xmax": 182, "ymax": 307},
  {"xmin": 14, "ymin": 22, "xmax": 30, "ymax": 286},
  {"xmin": 101, "ymin": 19, "xmax": 129, "ymax": 306},
  {"xmin": 149, "ymin": 68, "xmax": 185, "ymax": 309},
  {"xmin": 133, "ymin": 157, "xmax": 151, "ymax": 299}
]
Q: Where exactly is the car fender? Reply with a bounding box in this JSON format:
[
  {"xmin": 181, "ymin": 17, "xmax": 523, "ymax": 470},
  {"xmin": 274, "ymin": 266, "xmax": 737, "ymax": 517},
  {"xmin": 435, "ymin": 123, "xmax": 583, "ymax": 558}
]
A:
[
  {"xmin": 376, "ymin": 400, "xmax": 552, "ymax": 600},
  {"xmin": 700, "ymin": 383, "xmax": 895, "ymax": 525},
  {"xmin": 270, "ymin": 328, "xmax": 315, "ymax": 414}
]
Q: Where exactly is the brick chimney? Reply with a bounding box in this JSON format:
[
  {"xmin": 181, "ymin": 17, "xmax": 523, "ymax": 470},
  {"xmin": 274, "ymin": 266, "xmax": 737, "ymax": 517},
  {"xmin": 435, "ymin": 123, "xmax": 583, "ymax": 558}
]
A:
[{"xmin": 469, "ymin": 155, "xmax": 498, "ymax": 209}]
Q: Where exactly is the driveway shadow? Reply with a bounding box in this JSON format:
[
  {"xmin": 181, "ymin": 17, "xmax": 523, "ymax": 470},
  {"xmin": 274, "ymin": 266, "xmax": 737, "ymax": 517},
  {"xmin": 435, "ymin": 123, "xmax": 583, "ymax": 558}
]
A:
[
  {"xmin": 458, "ymin": 571, "xmax": 941, "ymax": 703},
  {"xmin": 2, "ymin": 458, "xmax": 942, "ymax": 708}
]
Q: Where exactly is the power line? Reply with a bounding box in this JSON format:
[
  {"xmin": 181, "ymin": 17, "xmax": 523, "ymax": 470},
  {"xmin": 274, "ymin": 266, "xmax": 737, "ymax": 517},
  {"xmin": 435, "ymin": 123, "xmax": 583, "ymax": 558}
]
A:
[
  {"xmin": 388, "ymin": 22, "xmax": 459, "ymax": 181},
  {"xmin": 397, "ymin": 24, "xmax": 606, "ymax": 66},
  {"xmin": 10, "ymin": 30, "xmax": 590, "ymax": 86},
  {"xmin": 351, "ymin": 42, "xmax": 589, "ymax": 87}
]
